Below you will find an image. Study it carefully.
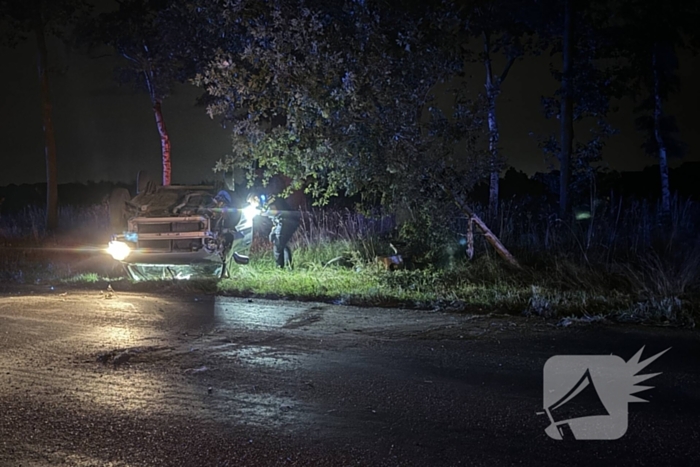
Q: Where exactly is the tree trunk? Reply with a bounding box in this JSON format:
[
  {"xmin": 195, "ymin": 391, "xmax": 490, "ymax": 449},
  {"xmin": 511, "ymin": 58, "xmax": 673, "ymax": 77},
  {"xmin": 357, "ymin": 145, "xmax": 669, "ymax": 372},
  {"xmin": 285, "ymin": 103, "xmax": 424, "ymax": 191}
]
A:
[
  {"xmin": 152, "ymin": 100, "xmax": 172, "ymax": 186},
  {"xmin": 558, "ymin": 0, "xmax": 574, "ymax": 219},
  {"xmin": 466, "ymin": 216, "xmax": 474, "ymax": 260},
  {"xmin": 483, "ymin": 33, "xmax": 501, "ymax": 221},
  {"xmin": 462, "ymin": 204, "xmax": 519, "ymax": 268},
  {"xmin": 34, "ymin": 6, "xmax": 58, "ymax": 231},
  {"xmin": 652, "ymin": 46, "xmax": 671, "ymax": 218},
  {"xmin": 487, "ymin": 95, "xmax": 500, "ymax": 221},
  {"xmin": 438, "ymin": 182, "xmax": 520, "ymax": 268}
]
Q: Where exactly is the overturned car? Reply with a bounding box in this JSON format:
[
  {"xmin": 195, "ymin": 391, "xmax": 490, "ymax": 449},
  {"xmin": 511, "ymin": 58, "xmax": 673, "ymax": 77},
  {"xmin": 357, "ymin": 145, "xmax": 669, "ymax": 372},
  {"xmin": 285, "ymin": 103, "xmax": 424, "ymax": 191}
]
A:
[{"xmin": 106, "ymin": 180, "xmax": 256, "ymax": 281}]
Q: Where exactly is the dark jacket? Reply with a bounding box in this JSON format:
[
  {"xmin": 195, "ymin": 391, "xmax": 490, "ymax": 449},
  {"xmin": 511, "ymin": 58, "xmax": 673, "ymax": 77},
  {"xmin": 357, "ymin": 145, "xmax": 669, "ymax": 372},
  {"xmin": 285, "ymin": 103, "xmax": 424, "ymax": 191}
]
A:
[{"xmin": 262, "ymin": 197, "xmax": 301, "ymax": 225}]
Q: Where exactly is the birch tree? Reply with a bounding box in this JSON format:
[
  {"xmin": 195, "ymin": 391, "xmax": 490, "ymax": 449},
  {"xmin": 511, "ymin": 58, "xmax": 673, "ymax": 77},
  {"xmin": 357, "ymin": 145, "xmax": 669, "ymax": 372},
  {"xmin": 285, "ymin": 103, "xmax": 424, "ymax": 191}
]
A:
[
  {"xmin": 94, "ymin": 0, "xmax": 180, "ymax": 186},
  {"xmin": 448, "ymin": 0, "xmax": 532, "ymax": 219}
]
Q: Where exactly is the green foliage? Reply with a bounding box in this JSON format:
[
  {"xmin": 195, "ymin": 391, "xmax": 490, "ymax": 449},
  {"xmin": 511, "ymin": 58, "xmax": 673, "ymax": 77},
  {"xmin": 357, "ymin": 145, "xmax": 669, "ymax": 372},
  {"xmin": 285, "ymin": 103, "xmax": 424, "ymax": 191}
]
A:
[
  {"xmin": 192, "ymin": 0, "xmax": 488, "ymax": 212},
  {"xmin": 396, "ymin": 208, "xmax": 455, "ymax": 267},
  {"xmin": 77, "ymin": 0, "xmax": 227, "ymax": 107}
]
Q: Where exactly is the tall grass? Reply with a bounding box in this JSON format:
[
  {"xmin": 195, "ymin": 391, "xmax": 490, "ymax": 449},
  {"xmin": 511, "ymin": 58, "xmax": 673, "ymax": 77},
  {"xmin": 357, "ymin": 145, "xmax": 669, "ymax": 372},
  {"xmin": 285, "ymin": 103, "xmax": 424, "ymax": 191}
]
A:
[
  {"xmin": 280, "ymin": 197, "xmax": 699, "ymax": 276},
  {"xmin": 477, "ymin": 195, "xmax": 700, "ymax": 305},
  {"xmin": 0, "ymin": 204, "xmax": 112, "ymax": 284},
  {"xmin": 0, "ymin": 204, "xmax": 109, "ymax": 243},
  {"xmin": 486, "ymin": 194, "xmax": 698, "ymax": 260},
  {"xmin": 238, "ymin": 196, "xmax": 699, "ymax": 324}
]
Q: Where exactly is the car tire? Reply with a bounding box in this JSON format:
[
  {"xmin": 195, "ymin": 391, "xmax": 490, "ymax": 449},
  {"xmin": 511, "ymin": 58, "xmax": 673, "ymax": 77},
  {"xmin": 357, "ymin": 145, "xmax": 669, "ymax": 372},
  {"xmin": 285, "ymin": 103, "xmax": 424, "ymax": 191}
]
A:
[
  {"xmin": 108, "ymin": 187, "xmax": 132, "ymax": 231},
  {"xmin": 136, "ymin": 170, "xmax": 153, "ymax": 194}
]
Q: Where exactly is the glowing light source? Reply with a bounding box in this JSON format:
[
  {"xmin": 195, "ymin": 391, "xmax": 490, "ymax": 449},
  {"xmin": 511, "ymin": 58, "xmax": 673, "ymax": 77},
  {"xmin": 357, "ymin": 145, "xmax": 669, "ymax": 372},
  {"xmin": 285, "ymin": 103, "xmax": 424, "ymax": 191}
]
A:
[
  {"xmin": 241, "ymin": 203, "xmax": 260, "ymax": 221},
  {"xmin": 107, "ymin": 241, "xmax": 131, "ymax": 261}
]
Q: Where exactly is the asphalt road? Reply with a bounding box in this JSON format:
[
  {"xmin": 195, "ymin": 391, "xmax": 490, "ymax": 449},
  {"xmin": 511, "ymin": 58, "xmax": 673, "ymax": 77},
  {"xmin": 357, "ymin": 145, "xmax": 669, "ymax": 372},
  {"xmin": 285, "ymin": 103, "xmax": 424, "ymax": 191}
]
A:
[{"xmin": 0, "ymin": 288, "xmax": 698, "ymax": 466}]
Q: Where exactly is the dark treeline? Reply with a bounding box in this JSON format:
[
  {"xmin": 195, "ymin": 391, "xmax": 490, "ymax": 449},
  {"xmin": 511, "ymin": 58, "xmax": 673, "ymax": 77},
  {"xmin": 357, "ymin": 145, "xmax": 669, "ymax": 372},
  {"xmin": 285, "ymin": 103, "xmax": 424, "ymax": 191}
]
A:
[
  {"xmin": 2, "ymin": 162, "xmax": 699, "ymax": 214},
  {"xmin": 472, "ymin": 162, "xmax": 700, "ymax": 207},
  {"xmin": 0, "ymin": 181, "xmax": 132, "ymax": 213},
  {"xmin": 2, "ymin": 0, "xmax": 699, "ymax": 230}
]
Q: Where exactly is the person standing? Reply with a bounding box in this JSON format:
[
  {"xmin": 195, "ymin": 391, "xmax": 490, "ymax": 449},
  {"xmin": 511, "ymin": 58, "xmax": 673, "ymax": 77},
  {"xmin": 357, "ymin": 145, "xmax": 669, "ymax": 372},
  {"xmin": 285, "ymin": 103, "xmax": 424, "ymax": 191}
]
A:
[{"xmin": 246, "ymin": 192, "xmax": 300, "ymax": 268}]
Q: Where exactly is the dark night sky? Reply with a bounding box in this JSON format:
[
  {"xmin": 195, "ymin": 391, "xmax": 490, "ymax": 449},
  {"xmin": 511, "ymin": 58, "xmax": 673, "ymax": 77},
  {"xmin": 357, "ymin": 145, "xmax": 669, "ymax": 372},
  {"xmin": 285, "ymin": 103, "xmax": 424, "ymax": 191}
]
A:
[{"xmin": 0, "ymin": 27, "xmax": 699, "ymax": 186}]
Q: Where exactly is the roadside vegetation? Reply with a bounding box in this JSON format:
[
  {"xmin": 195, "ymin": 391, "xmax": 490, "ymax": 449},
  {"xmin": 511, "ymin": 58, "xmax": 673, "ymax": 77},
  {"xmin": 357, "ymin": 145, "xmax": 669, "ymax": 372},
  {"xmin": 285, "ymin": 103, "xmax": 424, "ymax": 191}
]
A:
[
  {"xmin": 2, "ymin": 0, "xmax": 698, "ymax": 329},
  {"xmin": 1, "ymin": 198, "xmax": 697, "ymax": 328}
]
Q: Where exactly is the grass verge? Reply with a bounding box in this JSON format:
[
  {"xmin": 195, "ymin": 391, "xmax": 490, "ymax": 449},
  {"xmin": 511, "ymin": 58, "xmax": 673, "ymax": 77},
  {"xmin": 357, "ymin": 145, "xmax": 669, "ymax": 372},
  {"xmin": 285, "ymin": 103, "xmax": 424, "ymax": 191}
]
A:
[
  {"xmin": 0, "ymin": 205, "xmax": 700, "ymax": 326},
  {"xmin": 1, "ymin": 232, "xmax": 697, "ymax": 328}
]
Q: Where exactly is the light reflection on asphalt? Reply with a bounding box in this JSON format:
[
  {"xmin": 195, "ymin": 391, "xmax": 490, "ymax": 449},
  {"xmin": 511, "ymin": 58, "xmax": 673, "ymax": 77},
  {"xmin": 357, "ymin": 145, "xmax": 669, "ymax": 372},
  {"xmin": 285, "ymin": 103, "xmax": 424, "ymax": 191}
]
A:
[
  {"xmin": 101, "ymin": 325, "xmax": 135, "ymax": 346},
  {"xmin": 219, "ymin": 344, "xmax": 303, "ymax": 370},
  {"xmin": 213, "ymin": 297, "xmax": 300, "ymax": 330}
]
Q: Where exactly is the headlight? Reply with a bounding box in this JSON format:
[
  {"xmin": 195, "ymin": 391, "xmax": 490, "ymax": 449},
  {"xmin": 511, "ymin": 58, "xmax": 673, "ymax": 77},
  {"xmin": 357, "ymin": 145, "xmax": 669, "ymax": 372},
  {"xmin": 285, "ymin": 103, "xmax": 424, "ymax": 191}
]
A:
[{"xmin": 106, "ymin": 241, "xmax": 131, "ymax": 261}]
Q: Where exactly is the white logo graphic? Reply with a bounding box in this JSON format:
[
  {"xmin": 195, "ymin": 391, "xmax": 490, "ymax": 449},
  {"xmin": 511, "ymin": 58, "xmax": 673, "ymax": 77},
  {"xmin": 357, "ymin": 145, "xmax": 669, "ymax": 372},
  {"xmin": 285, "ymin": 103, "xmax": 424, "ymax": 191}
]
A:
[{"xmin": 540, "ymin": 346, "xmax": 670, "ymax": 440}]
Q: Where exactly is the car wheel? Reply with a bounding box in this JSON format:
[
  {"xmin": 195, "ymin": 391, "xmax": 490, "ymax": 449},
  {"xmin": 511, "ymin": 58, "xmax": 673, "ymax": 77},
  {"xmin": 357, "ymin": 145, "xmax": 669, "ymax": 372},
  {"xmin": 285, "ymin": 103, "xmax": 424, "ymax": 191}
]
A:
[
  {"xmin": 108, "ymin": 187, "xmax": 131, "ymax": 231},
  {"xmin": 136, "ymin": 170, "xmax": 154, "ymax": 194}
]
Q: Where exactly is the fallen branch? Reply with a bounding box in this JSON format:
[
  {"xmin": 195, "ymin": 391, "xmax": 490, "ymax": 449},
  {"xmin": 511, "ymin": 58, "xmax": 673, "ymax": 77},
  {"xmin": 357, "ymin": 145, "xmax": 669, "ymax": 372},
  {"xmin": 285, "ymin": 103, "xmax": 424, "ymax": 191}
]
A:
[{"xmin": 439, "ymin": 183, "xmax": 521, "ymax": 269}]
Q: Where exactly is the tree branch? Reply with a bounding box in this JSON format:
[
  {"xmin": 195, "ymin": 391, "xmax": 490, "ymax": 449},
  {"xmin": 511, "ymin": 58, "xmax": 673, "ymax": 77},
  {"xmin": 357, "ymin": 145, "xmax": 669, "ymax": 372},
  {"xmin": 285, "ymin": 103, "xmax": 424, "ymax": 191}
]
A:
[
  {"xmin": 143, "ymin": 70, "xmax": 155, "ymax": 103},
  {"xmin": 499, "ymin": 55, "xmax": 516, "ymax": 84},
  {"xmin": 482, "ymin": 31, "xmax": 493, "ymax": 88},
  {"xmin": 121, "ymin": 52, "xmax": 140, "ymax": 64}
]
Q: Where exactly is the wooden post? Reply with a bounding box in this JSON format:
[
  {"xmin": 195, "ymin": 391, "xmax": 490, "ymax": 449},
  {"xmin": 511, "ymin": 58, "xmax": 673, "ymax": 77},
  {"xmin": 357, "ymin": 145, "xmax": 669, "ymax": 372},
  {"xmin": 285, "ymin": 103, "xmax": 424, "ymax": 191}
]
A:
[{"xmin": 466, "ymin": 216, "xmax": 474, "ymax": 260}]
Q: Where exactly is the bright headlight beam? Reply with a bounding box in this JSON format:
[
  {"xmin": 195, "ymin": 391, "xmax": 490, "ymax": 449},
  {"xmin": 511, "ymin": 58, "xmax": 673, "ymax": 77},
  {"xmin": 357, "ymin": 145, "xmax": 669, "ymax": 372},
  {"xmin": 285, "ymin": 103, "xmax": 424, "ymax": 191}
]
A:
[{"xmin": 106, "ymin": 241, "xmax": 131, "ymax": 261}]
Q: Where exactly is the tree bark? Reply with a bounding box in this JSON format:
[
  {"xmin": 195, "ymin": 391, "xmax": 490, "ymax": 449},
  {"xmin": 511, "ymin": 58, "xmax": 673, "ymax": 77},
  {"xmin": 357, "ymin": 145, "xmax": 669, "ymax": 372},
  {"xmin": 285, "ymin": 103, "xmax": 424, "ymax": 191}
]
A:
[
  {"xmin": 438, "ymin": 182, "xmax": 520, "ymax": 268},
  {"xmin": 558, "ymin": 0, "xmax": 574, "ymax": 219},
  {"xmin": 461, "ymin": 203, "xmax": 519, "ymax": 268},
  {"xmin": 34, "ymin": 5, "xmax": 58, "ymax": 231},
  {"xmin": 466, "ymin": 216, "xmax": 474, "ymax": 260},
  {"xmin": 487, "ymin": 94, "xmax": 500, "ymax": 221},
  {"xmin": 652, "ymin": 46, "xmax": 671, "ymax": 218},
  {"xmin": 152, "ymin": 99, "xmax": 172, "ymax": 186},
  {"xmin": 483, "ymin": 33, "xmax": 500, "ymax": 221},
  {"xmin": 143, "ymin": 66, "xmax": 172, "ymax": 186}
]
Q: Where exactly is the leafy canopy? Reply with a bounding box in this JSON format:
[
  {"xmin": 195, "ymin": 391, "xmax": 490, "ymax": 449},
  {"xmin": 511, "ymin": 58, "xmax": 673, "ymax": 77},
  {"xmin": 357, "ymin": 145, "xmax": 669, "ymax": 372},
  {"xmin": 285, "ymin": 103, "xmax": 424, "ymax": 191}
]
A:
[{"xmin": 192, "ymin": 0, "xmax": 488, "ymax": 209}]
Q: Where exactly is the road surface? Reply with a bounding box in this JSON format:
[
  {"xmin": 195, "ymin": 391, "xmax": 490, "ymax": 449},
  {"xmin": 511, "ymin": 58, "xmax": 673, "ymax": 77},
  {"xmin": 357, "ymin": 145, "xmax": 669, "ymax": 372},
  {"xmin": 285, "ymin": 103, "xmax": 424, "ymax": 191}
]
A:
[{"xmin": 0, "ymin": 288, "xmax": 698, "ymax": 466}]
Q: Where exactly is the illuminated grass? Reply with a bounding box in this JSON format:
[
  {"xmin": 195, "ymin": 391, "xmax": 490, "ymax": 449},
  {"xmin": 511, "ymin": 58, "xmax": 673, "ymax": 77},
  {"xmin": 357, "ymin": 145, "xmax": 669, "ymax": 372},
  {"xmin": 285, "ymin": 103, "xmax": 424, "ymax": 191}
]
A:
[
  {"xmin": 66, "ymin": 272, "xmax": 100, "ymax": 283},
  {"xmin": 0, "ymin": 201, "xmax": 697, "ymax": 325},
  {"xmin": 220, "ymin": 265, "xmax": 378, "ymax": 299},
  {"xmin": 214, "ymin": 250, "xmax": 637, "ymax": 316},
  {"xmin": 0, "ymin": 238, "xmax": 690, "ymax": 323}
]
